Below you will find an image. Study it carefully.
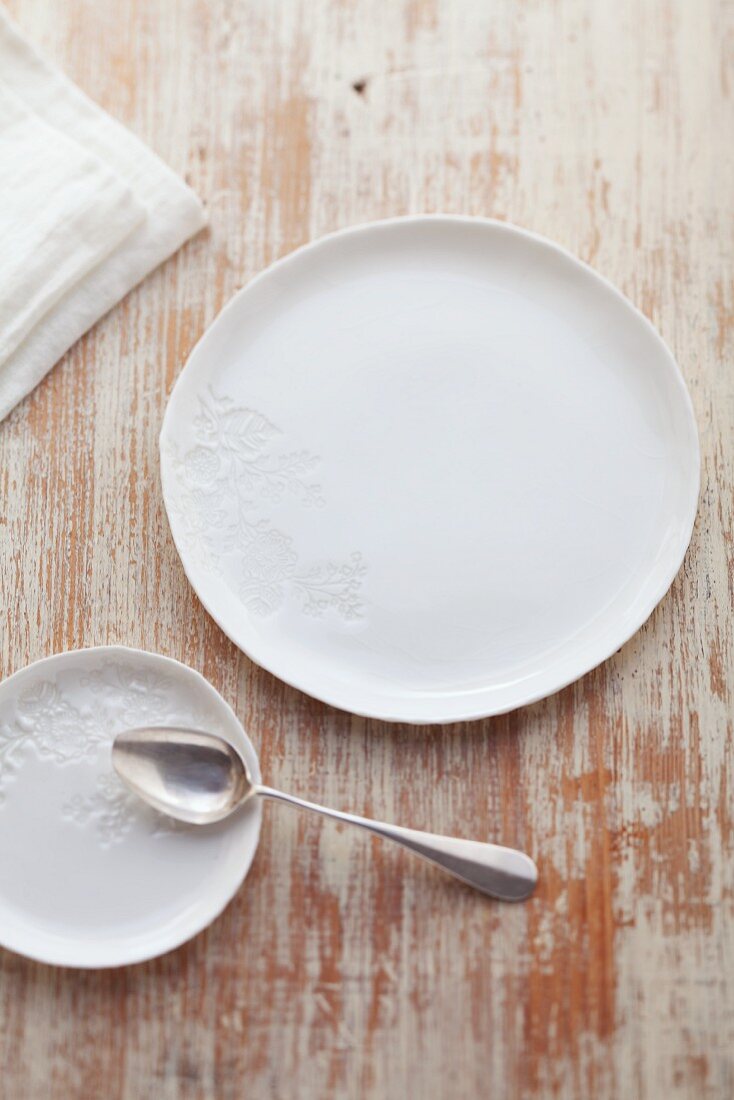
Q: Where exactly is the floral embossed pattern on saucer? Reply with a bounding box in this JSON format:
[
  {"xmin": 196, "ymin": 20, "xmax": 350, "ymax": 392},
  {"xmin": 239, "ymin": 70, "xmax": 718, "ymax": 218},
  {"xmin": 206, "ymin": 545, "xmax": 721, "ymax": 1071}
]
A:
[
  {"xmin": 161, "ymin": 217, "xmax": 699, "ymax": 723},
  {"xmin": 0, "ymin": 647, "xmax": 261, "ymax": 967}
]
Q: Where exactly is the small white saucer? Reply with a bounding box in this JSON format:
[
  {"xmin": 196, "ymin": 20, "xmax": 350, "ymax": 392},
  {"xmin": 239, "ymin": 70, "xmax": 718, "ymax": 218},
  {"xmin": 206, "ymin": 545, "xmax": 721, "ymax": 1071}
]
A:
[
  {"xmin": 0, "ymin": 647, "xmax": 261, "ymax": 967},
  {"xmin": 161, "ymin": 217, "xmax": 699, "ymax": 722}
]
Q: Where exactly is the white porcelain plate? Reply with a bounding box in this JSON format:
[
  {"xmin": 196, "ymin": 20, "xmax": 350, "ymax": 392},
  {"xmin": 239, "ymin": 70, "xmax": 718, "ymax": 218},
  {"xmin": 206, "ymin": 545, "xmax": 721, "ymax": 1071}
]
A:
[
  {"xmin": 161, "ymin": 217, "xmax": 699, "ymax": 723},
  {"xmin": 0, "ymin": 647, "xmax": 261, "ymax": 967}
]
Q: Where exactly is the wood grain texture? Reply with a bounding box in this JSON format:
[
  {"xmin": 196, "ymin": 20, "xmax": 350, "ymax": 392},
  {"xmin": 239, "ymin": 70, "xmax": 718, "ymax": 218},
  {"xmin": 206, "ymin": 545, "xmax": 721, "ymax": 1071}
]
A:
[{"xmin": 0, "ymin": 0, "xmax": 732, "ymax": 1096}]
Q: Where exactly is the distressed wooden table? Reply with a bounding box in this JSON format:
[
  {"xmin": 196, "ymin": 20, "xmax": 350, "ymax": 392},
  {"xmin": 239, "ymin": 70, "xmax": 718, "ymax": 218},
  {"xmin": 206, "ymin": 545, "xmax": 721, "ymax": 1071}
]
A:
[{"xmin": 0, "ymin": 1, "xmax": 732, "ymax": 1097}]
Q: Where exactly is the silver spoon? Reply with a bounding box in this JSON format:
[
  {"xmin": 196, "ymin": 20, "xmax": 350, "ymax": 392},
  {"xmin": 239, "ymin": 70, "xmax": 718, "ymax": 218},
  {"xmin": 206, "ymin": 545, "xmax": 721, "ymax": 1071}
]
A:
[{"xmin": 112, "ymin": 727, "xmax": 538, "ymax": 902}]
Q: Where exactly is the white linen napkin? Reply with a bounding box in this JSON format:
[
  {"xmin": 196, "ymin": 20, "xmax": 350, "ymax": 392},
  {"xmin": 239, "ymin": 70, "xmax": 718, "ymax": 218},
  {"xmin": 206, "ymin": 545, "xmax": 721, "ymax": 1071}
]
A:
[{"xmin": 0, "ymin": 7, "xmax": 206, "ymax": 422}]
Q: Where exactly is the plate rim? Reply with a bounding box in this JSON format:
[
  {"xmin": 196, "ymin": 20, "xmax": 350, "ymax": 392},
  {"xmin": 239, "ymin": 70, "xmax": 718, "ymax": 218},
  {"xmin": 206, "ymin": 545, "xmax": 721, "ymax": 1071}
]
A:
[
  {"xmin": 160, "ymin": 215, "xmax": 700, "ymax": 724},
  {"xmin": 0, "ymin": 645, "xmax": 262, "ymax": 968}
]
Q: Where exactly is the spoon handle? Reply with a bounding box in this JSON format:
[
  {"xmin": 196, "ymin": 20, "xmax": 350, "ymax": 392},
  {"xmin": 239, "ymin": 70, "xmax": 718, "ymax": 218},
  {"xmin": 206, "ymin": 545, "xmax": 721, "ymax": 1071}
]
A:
[{"xmin": 255, "ymin": 786, "xmax": 537, "ymax": 901}]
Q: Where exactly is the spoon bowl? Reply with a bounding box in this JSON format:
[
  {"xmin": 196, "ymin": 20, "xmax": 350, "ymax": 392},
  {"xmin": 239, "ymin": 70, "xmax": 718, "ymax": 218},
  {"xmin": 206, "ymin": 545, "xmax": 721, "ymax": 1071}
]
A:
[{"xmin": 113, "ymin": 727, "xmax": 253, "ymax": 824}]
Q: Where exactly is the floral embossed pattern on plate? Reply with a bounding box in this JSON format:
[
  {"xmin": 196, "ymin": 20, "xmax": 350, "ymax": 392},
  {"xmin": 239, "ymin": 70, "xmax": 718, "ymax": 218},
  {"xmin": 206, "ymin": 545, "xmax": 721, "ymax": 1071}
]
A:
[
  {"xmin": 0, "ymin": 647, "xmax": 261, "ymax": 967},
  {"xmin": 163, "ymin": 390, "xmax": 366, "ymax": 619}
]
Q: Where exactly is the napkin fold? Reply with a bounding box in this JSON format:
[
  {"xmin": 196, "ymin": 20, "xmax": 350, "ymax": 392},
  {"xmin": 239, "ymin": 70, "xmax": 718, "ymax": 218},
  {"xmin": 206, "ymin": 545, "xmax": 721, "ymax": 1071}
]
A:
[{"xmin": 0, "ymin": 7, "xmax": 206, "ymax": 422}]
